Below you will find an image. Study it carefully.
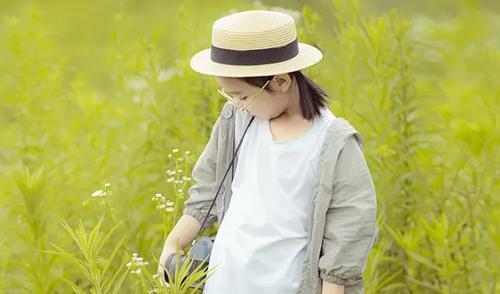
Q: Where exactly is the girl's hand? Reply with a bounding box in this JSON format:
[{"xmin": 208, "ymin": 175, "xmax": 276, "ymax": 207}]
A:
[{"xmin": 157, "ymin": 246, "xmax": 179, "ymax": 288}]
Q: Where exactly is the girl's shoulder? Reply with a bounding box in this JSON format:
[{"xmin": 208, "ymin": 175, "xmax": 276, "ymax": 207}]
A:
[{"xmin": 321, "ymin": 109, "xmax": 364, "ymax": 151}]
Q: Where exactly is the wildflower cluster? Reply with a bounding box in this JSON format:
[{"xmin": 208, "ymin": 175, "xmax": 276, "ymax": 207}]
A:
[
  {"xmin": 126, "ymin": 252, "xmax": 149, "ymax": 275},
  {"xmin": 166, "ymin": 148, "xmax": 192, "ymax": 183},
  {"xmin": 91, "ymin": 182, "xmax": 112, "ymax": 198},
  {"xmin": 152, "ymin": 193, "xmax": 174, "ymax": 212},
  {"xmin": 165, "ymin": 148, "xmax": 194, "ymax": 200},
  {"xmin": 83, "ymin": 182, "xmax": 115, "ymax": 212},
  {"xmin": 165, "ymin": 169, "xmax": 191, "ymax": 184}
]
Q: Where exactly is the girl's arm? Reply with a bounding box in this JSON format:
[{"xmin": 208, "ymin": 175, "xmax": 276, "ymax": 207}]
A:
[
  {"xmin": 181, "ymin": 111, "xmax": 224, "ymax": 232},
  {"xmin": 318, "ymin": 135, "xmax": 379, "ymax": 291},
  {"xmin": 322, "ymin": 281, "xmax": 345, "ymax": 294},
  {"xmin": 160, "ymin": 214, "xmax": 204, "ymax": 258}
]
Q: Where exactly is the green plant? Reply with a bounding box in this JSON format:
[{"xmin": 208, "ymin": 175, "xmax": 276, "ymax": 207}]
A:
[{"xmin": 45, "ymin": 216, "xmax": 128, "ymax": 293}]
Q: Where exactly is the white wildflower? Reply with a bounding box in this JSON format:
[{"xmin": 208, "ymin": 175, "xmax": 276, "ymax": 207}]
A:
[
  {"xmin": 104, "ymin": 183, "xmax": 111, "ymax": 188},
  {"xmin": 91, "ymin": 190, "xmax": 107, "ymax": 197},
  {"xmin": 128, "ymin": 252, "xmax": 149, "ymax": 272},
  {"xmin": 165, "ymin": 207, "xmax": 174, "ymax": 212},
  {"xmin": 172, "ymin": 148, "xmax": 179, "ymax": 153}
]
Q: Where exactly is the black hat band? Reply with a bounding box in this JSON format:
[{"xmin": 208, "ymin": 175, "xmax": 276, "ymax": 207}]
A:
[{"xmin": 210, "ymin": 38, "xmax": 299, "ymax": 66}]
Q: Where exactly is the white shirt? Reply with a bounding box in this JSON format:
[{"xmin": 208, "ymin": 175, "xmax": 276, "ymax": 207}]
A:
[{"xmin": 203, "ymin": 107, "xmax": 336, "ymax": 294}]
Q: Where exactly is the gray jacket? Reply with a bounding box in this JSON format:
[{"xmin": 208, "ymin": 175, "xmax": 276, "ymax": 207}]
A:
[{"xmin": 183, "ymin": 102, "xmax": 378, "ymax": 294}]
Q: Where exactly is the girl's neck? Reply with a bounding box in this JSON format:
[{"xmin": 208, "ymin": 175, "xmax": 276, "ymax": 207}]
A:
[{"xmin": 271, "ymin": 79, "xmax": 307, "ymax": 122}]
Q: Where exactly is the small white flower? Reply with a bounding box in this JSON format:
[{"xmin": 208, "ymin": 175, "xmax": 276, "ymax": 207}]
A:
[
  {"xmin": 165, "ymin": 200, "xmax": 174, "ymax": 206},
  {"xmin": 167, "ymin": 177, "xmax": 174, "ymax": 183},
  {"xmin": 165, "ymin": 207, "xmax": 174, "ymax": 212},
  {"xmin": 168, "ymin": 153, "xmax": 172, "ymax": 158},
  {"xmin": 104, "ymin": 183, "xmax": 111, "ymax": 188},
  {"xmin": 155, "ymin": 193, "xmax": 162, "ymax": 197},
  {"xmin": 177, "ymin": 189, "xmax": 183, "ymax": 193},
  {"xmin": 177, "ymin": 169, "xmax": 182, "ymax": 173},
  {"xmin": 91, "ymin": 190, "xmax": 107, "ymax": 197},
  {"xmin": 184, "ymin": 151, "xmax": 190, "ymax": 155},
  {"xmin": 126, "ymin": 262, "xmax": 132, "ymax": 268},
  {"xmin": 133, "ymin": 252, "xmax": 138, "ymax": 257},
  {"xmin": 172, "ymin": 148, "xmax": 179, "ymax": 153}
]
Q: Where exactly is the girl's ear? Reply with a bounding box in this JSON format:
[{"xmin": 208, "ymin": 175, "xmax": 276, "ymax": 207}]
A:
[{"xmin": 270, "ymin": 73, "xmax": 292, "ymax": 93}]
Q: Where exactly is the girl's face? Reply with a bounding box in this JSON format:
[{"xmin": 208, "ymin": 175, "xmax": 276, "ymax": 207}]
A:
[{"xmin": 214, "ymin": 74, "xmax": 294, "ymax": 121}]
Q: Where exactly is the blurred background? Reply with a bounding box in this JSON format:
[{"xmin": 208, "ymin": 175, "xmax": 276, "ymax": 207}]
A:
[{"xmin": 1, "ymin": 0, "xmax": 499, "ymax": 293}]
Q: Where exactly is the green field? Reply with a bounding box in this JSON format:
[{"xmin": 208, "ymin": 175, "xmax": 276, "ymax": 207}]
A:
[{"xmin": 1, "ymin": 0, "xmax": 498, "ymax": 293}]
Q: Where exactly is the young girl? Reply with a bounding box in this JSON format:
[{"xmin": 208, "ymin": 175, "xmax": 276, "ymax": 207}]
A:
[{"xmin": 158, "ymin": 10, "xmax": 378, "ymax": 294}]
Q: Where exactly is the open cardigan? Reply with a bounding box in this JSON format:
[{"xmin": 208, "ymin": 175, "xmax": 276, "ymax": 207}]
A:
[{"xmin": 183, "ymin": 102, "xmax": 378, "ymax": 294}]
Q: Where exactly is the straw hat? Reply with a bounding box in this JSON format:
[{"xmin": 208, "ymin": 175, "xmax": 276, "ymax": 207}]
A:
[{"xmin": 190, "ymin": 10, "xmax": 323, "ymax": 78}]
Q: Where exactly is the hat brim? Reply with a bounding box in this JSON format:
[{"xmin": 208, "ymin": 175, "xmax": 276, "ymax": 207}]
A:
[{"xmin": 189, "ymin": 42, "xmax": 323, "ymax": 78}]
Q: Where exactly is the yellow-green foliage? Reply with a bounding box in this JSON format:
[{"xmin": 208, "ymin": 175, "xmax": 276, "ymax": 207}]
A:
[{"xmin": 1, "ymin": 0, "xmax": 498, "ymax": 293}]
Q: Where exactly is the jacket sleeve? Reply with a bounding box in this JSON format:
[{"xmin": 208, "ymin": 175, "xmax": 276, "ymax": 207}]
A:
[
  {"xmin": 182, "ymin": 111, "xmax": 224, "ymax": 232},
  {"xmin": 318, "ymin": 134, "xmax": 379, "ymax": 286}
]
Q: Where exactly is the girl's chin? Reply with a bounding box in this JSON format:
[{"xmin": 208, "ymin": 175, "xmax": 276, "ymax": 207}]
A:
[{"xmin": 253, "ymin": 114, "xmax": 271, "ymax": 121}]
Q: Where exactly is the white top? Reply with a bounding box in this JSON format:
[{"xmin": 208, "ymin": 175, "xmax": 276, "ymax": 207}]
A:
[{"xmin": 203, "ymin": 107, "xmax": 336, "ymax": 294}]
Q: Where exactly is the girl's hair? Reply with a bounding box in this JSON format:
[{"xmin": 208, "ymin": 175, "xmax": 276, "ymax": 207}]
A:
[{"xmin": 239, "ymin": 70, "xmax": 329, "ymax": 120}]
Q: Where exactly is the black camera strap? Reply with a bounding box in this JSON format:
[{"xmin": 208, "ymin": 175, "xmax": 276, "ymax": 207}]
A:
[{"xmin": 193, "ymin": 115, "xmax": 256, "ymax": 242}]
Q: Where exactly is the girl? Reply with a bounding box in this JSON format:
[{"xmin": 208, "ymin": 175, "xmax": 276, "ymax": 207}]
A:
[{"xmin": 158, "ymin": 10, "xmax": 378, "ymax": 294}]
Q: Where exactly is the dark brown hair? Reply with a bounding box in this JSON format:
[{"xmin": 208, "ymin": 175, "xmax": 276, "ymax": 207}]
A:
[{"xmin": 239, "ymin": 70, "xmax": 329, "ymax": 120}]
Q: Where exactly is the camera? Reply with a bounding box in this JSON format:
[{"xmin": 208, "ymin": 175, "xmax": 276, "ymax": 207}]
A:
[{"xmin": 163, "ymin": 236, "xmax": 215, "ymax": 289}]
